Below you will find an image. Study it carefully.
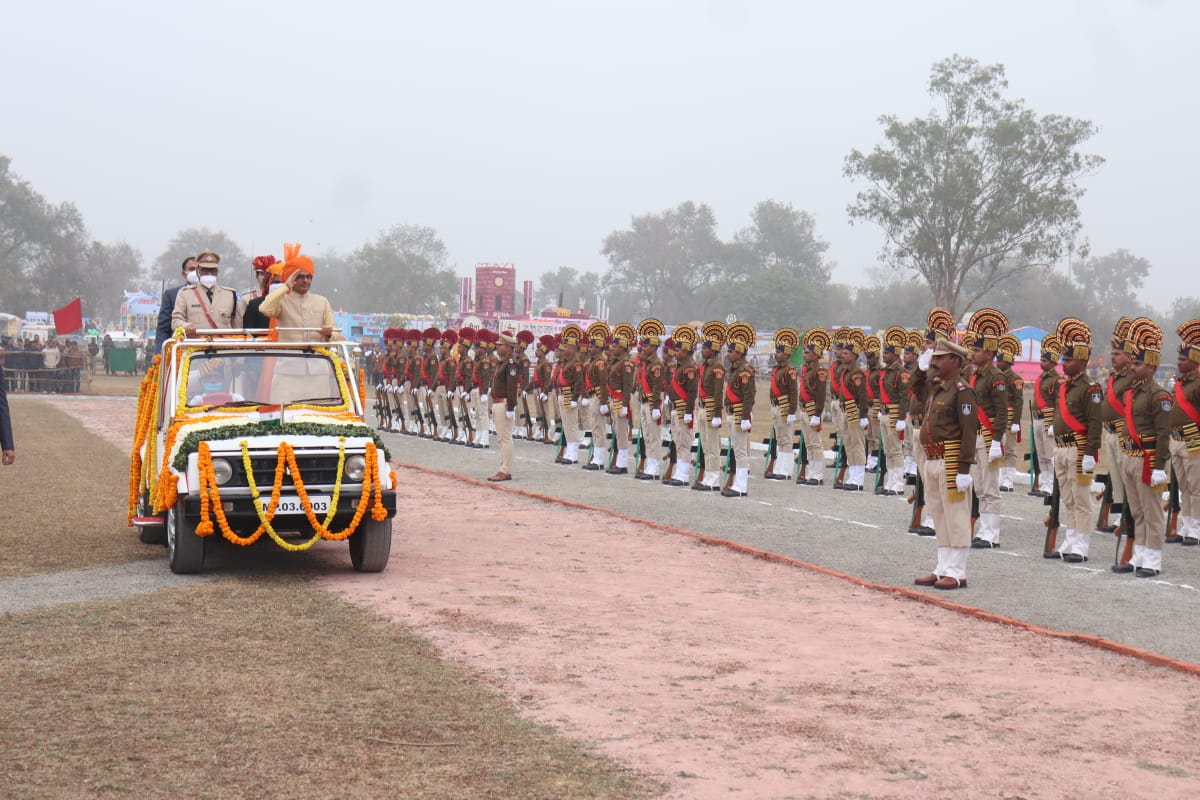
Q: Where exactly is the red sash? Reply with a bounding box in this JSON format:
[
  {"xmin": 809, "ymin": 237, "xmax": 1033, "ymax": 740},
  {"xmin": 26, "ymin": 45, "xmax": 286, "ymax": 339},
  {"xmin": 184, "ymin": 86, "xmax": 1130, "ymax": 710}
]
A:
[
  {"xmin": 1122, "ymin": 387, "xmax": 1153, "ymax": 485},
  {"xmin": 1106, "ymin": 375, "xmax": 1128, "ymax": 417},
  {"xmin": 799, "ymin": 366, "xmax": 813, "ymax": 404},
  {"xmin": 1175, "ymin": 380, "xmax": 1200, "ymax": 426},
  {"xmin": 1056, "ymin": 380, "xmax": 1088, "ymax": 438},
  {"xmin": 557, "ymin": 363, "xmax": 571, "ymax": 388},
  {"xmin": 190, "ymin": 287, "xmax": 221, "ymax": 329},
  {"xmin": 638, "ymin": 362, "xmax": 653, "ymax": 396},
  {"xmin": 1035, "ymin": 372, "xmax": 1052, "ymax": 411},
  {"xmin": 770, "ymin": 367, "xmax": 782, "ymax": 398},
  {"xmin": 725, "ymin": 383, "xmax": 741, "ymax": 405},
  {"xmin": 420, "ymin": 357, "xmax": 431, "ymax": 385},
  {"xmin": 877, "ymin": 371, "xmax": 893, "ymax": 405},
  {"xmin": 698, "ymin": 363, "xmax": 708, "ymax": 399},
  {"xmin": 671, "ymin": 368, "xmax": 688, "ymax": 404},
  {"xmin": 830, "ymin": 365, "xmax": 853, "ymax": 401},
  {"xmin": 864, "ymin": 371, "xmax": 877, "ymax": 401},
  {"xmin": 969, "ymin": 373, "xmax": 997, "ymax": 443}
]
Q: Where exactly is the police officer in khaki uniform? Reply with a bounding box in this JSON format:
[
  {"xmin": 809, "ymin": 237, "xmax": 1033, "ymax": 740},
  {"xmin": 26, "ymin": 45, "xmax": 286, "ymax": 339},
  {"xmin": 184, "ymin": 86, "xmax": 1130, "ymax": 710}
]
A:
[
  {"xmin": 964, "ymin": 309, "xmax": 1010, "ymax": 549},
  {"xmin": 914, "ymin": 335, "xmax": 980, "ymax": 590},
  {"xmin": 1097, "ymin": 318, "xmax": 1135, "ymax": 530},
  {"xmin": 693, "ymin": 322, "xmax": 728, "ymax": 491},
  {"xmin": 766, "ymin": 327, "xmax": 800, "ymax": 481},
  {"xmin": 581, "ymin": 322, "xmax": 611, "ymax": 470},
  {"xmin": 603, "ymin": 324, "xmax": 638, "ymax": 475},
  {"xmin": 995, "ymin": 334, "xmax": 1024, "ymax": 493},
  {"xmin": 554, "ymin": 325, "xmax": 586, "ymax": 465},
  {"xmin": 831, "ymin": 328, "xmax": 870, "ymax": 491},
  {"xmin": 1171, "ymin": 320, "xmax": 1200, "ymax": 546},
  {"xmin": 488, "ymin": 332, "xmax": 521, "ymax": 482},
  {"xmin": 876, "ymin": 326, "xmax": 911, "ymax": 496},
  {"xmin": 722, "ymin": 322, "xmax": 757, "ymax": 497},
  {"xmin": 171, "ymin": 250, "xmax": 240, "ymax": 336},
  {"xmin": 634, "ymin": 319, "xmax": 667, "ymax": 480},
  {"xmin": 665, "ymin": 325, "xmax": 700, "ymax": 486},
  {"xmin": 1031, "ymin": 335, "xmax": 1062, "ymax": 496},
  {"xmin": 1049, "ymin": 318, "xmax": 1103, "ymax": 562},
  {"xmin": 796, "ymin": 328, "xmax": 830, "ymax": 486},
  {"xmin": 1112, "ymin": 318, "xmax": 1172, "ymax": 576}
]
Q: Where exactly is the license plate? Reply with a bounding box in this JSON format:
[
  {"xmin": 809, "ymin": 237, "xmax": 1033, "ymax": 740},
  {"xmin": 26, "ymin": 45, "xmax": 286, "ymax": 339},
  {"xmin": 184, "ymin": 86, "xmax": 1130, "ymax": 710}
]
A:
[{"xmin": 260, "ymin": 495, "xmax": 331, "ymax": 515}]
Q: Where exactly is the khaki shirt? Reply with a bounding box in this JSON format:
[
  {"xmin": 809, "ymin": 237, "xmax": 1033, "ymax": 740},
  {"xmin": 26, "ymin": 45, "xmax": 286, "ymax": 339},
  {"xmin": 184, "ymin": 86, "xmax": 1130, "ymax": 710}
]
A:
[
  {"xmin": 920, "ymin": 378, "xmax": 980, "ymax": 466},
  {"xmin": 491, "ymin": 355, "xmax": 520, "ymax": 411},
  {"xmin": 698, "ymin": 354, "xmax": 725, "ymax": 416},
  {"xmin": 1120, "ymin": 378, "xmax": 1173, "ymax": 469},
  {"xmin": 800, "ymin": 361, "xmax": 828, "ymax": 418},
  {"xmin": 172, "ymin": 284, "xmax": 240, "ymax": 331},
  {"xmin": 669, "ymin": 354, "xmax": 699, "ymax": 416},
  {"xmin": 769, "ymin": 362, "xmax": 798, "ymax": 416},
  {"xmin": 1052, "ymin": 372, "xmax": 1102, "ymax": 455},
  {"xmin": 724, "ymin": 357, "xmax": 756, "ymax": 422}
]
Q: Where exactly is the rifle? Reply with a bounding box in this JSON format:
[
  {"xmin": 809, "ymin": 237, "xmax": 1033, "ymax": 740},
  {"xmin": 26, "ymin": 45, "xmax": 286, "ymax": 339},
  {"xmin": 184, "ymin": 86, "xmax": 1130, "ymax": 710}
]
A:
[
  {"xmin": 424, "ymin": 389, "xmax": 438, "ymax": 437},
  {"xmin": 1166, "ymin": 466, "xmax": 1182, "ymax": 542},
  {"xmin": 722, "ymin": 428, "xmax": 735, "ymax": 492},
  {"xmin": 873, "ymin": 445, "xmax": 888, "ymax": 494},
  {"xmin": 763, "ymin": 430, "xmax": 777, "ymax": 478},
  {"xmin": 663, "ymin": 425, "xmax": 677, "ymax": 482},
  {"xmin": 693, "ymin": 416, "xmax": 706, "ymax": 486},
  {"xmin": 555, "ymin": 417, "xmax": 567, "ymax": 462},
  {"xmin": 1025, "ymin": 400, "xmax": 1041, "ymax": 496},
  {"xmin": 795, "ymin": 429, "xmax": 808, "ymax": 484},
  {"xmin": 1094, "ymin": 474, "xmax": 1113, "ymax": 531},
  {"xmin": 1115, "ymin": 506, "xmax": 1136, "ymax": 566},
  {"xmin": 392, "ymin": 384, "xmax": 407, "ymax": 432},
  {"xmin": 521, "ymin": 394, "xmax": 534, "ymax": 439},
  {"xmin": 970, "ymin": 486, "xmax": 980, "ymax": 537},
  {"xmin": 907, "ymin": 471, "xmax": 927, "ymax": 533},
  {"xmin": 1042, "ymin": 473, "xmax": 1062, "ymax": 557},
  {"xmin": 457, "ymin": 393, "xmax": 474, "ymax": 441},
  {"xmin": 374, "ymin": 382, "xmax": 390, "ymax": 430},
  {"xmin": 832, "ymin": 433, "xmax": 847, "ymax": 489},
  {"xmin": 635, "ymin": 423, "xmax": 647, "ymax": 477}
]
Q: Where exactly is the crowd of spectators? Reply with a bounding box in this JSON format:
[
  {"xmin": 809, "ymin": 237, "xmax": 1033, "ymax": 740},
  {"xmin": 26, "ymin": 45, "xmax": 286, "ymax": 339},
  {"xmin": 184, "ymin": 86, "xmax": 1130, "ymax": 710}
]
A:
[{"xmin": 1, "ymin": 335, "xmax": 89, "ymax": 393}]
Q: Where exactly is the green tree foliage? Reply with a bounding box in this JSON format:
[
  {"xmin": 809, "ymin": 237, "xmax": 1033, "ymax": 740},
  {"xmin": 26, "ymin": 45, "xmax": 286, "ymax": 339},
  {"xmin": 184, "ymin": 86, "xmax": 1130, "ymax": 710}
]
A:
[
  {"xmin": 600, "ymin": 202, "xmax": 726, "ymax": 322},
  {"xmin": 850, "ymin": 278, "xmax": 936, "ymax": 329},
  {"xmin": 533, "ymin": 266, "xmax": 602, "ymax": 313},
  {"xmin": 346, "ymin": 224, "xmax": 457, "ymax": 314},
  {"xmin": 844, "ymin": 55, "xmax": 1104, "ymax": 317},
  {"xmin": 1166, "ymin": 296, "xmax": 1200, "ymax": 334},
  {"xmin": 152, "ymin": 228, "xmax": 248, "ymax": 286},
  {"xmin": 0, "ymin": 154, "xmax": 144, "ymax": 320}
]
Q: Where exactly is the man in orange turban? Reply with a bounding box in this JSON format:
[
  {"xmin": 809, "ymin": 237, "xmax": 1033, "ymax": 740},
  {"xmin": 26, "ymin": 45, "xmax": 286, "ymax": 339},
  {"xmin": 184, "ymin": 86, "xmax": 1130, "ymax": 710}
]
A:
[{"xmin": 259, "ymin": 243, "xmax": 337, "ymax": 343}]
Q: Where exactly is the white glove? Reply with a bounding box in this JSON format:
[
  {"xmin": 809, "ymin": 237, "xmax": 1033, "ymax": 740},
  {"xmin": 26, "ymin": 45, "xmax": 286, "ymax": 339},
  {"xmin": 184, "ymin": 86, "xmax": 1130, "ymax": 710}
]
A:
[
  {"xmin": 809, "ymin": 416, "xmax": 821, "ymax": 428},
  {"xmin": 786, "ymin": 413, "xmax": 796, "ymax": 423},
  {"xmin": 410, "ymin": 387, "xmax": 417, "ymax": 396},
  {"xmin": 600, "ymin": 404, "xmax": 609, "ymax": 415},
  {"xmin": 480, "ymin": 393, "xmax": 489, "ymax": 404},
  {"xmin": 1010, "ymin": 423, "xmax": 1020, "ymax": 434},
  {"xmin": 581, "ymin": 397, "xmax": 590, "ymax": 407},
  {"xmin": 878, "ymin": 410, "xmax": 887, "ymax": 421},
  {"xmin": 521, "ymin": 390, "xmax": 527, "ymax": 398},
  {"xmin": 569, "ymin": 400, "xmax": 578, "ymax": 409},
  {"xmin": 740, "ymin": 419, "xmax": 752, "ymax": 432},
  {"xmin": 684, "ymin": 413, "xmax": 693, "ymax": 424},
  {"xmin": 651, "ymin": 408, "xmax": 661, "ymax": 422},
  {"xmin": 955, "ymin": 473, "xmax": 973, "ymax": 491},
  {"xmin": 711, "ymin": 416, "xmax": 723, "ymax": 428},
  {"xmin": 859, "ymin": 418, "xmax": 869, "ymax": 430},
  {"xmin": 895, "ymin": 420, "xmax": 906, "ymax": 433},
  {"xmin": 505, "ymin": 410, "xmax": 515, "ymax": 421},
  {"xmin": 1081, "ymin": 454, "xmax": 1096, "ymax": 473},
  {"xmin": 425, "ymin": 388, "xmax": 433, "ymax": 398},
  {"xmin": 539, "ymin": 393, "xmax": 548, "ymax": 402},
  {"xmin": 918, "ymin": 350, "xmax": 933, "ymax": 371},
  {"xmin": 988, "ymin": 441, "xmax": 1003, "ymax": 461},
  {"xmin": 1152, "ymin": 469, "xmax": 1168, "ymax": 486}
]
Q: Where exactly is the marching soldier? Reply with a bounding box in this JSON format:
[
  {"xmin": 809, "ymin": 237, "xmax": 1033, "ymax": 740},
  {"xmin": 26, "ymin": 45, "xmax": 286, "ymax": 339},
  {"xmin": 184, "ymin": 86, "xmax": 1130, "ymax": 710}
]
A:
[
  {"xmin": 582, "ymin": 322, "xmax": 612, "ymax": 470},
  {"xmin": 604, "ymin": 323, "xmax": 638, "ymax": 475},
  {"xmin": 532, "ymin": 335, "xmax": 556, "ymax": 444},
  {"xmin": 722, "ymin": 322, "xmax": 757, "ymax": 497},
  {"xmin": 455, "ymin": 328, "xmax": 477, "ymax": 444},
  {"xmin": 796, "ymin": 328, "xmax": 830, "ymax": 486},
  {"xmin": 487, "ymin": 332, "xmax": 521, "ymax": 482},
  {"xmin": 1050, "ymin": 318, "xmax": 1103, "ymax": 562},
  {"xmin": 693, "ymin": 322, "xmax": 728, "ymax": 491},
  {"xmin": 634, "ymin": 319, "xmax": 667, "ymax": 480},
  {"xmin": 1031, "ymin": 335, "xmax": 1062, "ymax": 496},
  {"xmin": 1112, "ymin": 318, "xmax": 1172, "ymax": 577},
  {"xmin": 435, "ymin": 329, "xmax": 460, "ymax": 443},
  {"xmin": 914, "ymin": 335, "xmax": 980, "ymax": 590},
  {"xmin": 830, "ymin": 328, "xmax": 870, "ymax": 491},
  {"xmin": 864, "ymin": 334, "xmax": 884, "ymax": 475},
  {"xmin": 876, "ymin": 327, "xmax": 911, "ymax": 496},
  {"xmin": 995, "ymin": 334, "xmax": 1024, "ymax": 493},
  {"xmin": 1097, "ymin": 318, "xmax": 1135, "ymax": 531},
  {"xmin": 964, "ymin": 308, "xmax": 1010, "ymax": 549},
  {"xmin": 555, "ymin": 325, "xmax": 586, "ymax": 465},
  {"xmin": 1171, "ymin": 320, "xmax": 1200, "ymax": 546},
  {"xmin": 418, "ymin": 327, "xmax": 441, "ymax": 439},
  {"xmin": 665, "ymin": 325, "xmax": 700, "ymax": 486},
  {"xmin": 766, "ymin": 327, "xmax": 800, "ymax": 480}
]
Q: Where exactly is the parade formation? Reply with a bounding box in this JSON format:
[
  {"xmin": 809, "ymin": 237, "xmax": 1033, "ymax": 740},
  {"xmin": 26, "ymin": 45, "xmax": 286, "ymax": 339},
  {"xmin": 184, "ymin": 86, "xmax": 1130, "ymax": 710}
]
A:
[{"xmin": 370, "ymin": 309, "xmax": 1200, "ymax": 591}]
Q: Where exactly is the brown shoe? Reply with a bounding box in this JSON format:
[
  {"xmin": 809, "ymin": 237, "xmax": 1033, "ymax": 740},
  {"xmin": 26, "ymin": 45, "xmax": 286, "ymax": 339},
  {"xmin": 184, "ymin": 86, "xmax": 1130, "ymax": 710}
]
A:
[
  {"xmin": 933, "ymin": 576, "xmax": 967, "ymax": 590},
  {"xmin": 914, "ymin": 574, "xmax": 939, "ymax": 586},
  {"xmin": 486, "ymin": 472, "xmax": 512, "ymax": 482}
]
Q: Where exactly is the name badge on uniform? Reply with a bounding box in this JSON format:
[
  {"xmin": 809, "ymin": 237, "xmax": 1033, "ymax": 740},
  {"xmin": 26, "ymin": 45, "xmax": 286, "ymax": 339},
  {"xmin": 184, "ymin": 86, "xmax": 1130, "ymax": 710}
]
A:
[
  {"xmin": 509, "ymin": 367, "xmax": 517, "ymax": 376},
  {"xmin": 961, "ymin": 403, "xmax": 973, "ymax": 415},
  {"xmin": 1162, "ymin": 399, "xmax": 1173, "ymax": 412}
]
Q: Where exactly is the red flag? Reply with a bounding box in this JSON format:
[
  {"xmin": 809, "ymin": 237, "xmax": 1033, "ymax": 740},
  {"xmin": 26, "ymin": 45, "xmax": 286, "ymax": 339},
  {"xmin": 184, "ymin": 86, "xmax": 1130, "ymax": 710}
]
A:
[{"xmin": 53, "ymin": 298, "xmax": 84, "ymax": 335}]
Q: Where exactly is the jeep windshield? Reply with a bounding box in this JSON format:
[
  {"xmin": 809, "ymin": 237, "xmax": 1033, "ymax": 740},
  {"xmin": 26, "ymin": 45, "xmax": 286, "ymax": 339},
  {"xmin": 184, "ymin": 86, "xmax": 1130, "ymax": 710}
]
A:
[{"xmin": 183, "ymin": 351, "xmax": 349, "ymax": 410}]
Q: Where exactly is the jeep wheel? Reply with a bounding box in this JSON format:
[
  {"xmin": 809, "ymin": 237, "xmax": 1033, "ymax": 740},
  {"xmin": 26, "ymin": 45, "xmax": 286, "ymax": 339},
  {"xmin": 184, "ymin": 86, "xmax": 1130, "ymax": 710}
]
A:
[
  {"xmin": 138, "ymin": 491, "xmax": 166, "ymax": 545},
  {"xmin": 167, "ymin": 500, "xmax": 206, "ymax": 574},
  {"xmin": 349, "ymin": 517, "xmax": 392, "ymax": 572}
]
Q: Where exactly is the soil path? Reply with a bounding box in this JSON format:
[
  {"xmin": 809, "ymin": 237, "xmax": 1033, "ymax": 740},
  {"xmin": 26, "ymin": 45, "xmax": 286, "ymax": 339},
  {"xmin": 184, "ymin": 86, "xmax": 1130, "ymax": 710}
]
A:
[{"xmin": 45, "ymin": 396, "xmax": 1200, "ymax": 799}]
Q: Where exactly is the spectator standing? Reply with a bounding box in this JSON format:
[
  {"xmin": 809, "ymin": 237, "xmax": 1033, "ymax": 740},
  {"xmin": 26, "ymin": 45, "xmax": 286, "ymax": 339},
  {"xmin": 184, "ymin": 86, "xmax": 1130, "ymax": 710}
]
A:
[
  {"xmin": 102, "ymin": 334, "xmax": 113, "ymax": 374},
  {"xmin": 0, "ymin": 348, "xmax": 14, "ymax": 464},
  {"xmin": 63, "ymin": 340, "xmax": 85, "ymax": 392},
  {"xmin": 42, "ymin": 337, "xmax": 62, "ymax": 392}
]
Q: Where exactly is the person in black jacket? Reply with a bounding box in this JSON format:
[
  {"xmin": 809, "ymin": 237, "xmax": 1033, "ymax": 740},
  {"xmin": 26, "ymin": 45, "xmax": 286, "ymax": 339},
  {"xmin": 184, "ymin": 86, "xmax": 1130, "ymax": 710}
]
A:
[
  {"xmin": 0, "ymin": 354, "xmax": 14, "ymax": 465},
  {"xmin": 156, "ymin": 256, "xmax": 198, "ymax": 351}
]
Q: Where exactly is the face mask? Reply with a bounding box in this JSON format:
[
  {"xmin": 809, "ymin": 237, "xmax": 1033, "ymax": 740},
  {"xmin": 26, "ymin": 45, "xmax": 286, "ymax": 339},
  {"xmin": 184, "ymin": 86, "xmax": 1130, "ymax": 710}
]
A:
[
  {"xmin": 185, "ymin": 270, "xmax": 200, "ymax": 285},
  {"xmin": 199, "ymin": 274, "xmax": 218, "ymax": 289}
]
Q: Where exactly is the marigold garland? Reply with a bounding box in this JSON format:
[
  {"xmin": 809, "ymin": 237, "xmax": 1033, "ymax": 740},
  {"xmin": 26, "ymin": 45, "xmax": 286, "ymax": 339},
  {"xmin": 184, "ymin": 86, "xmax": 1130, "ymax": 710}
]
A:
[{"xmin": 128, "ymin": 357, "xmax": 162, "ymax": 524}]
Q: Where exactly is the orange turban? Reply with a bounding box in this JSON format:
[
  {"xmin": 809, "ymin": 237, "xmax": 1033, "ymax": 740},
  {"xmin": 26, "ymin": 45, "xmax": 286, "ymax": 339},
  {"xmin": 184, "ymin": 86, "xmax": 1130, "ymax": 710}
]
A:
[{"xmin": 280, "ymin": 242, "xmax": 314, "ymax": 282}]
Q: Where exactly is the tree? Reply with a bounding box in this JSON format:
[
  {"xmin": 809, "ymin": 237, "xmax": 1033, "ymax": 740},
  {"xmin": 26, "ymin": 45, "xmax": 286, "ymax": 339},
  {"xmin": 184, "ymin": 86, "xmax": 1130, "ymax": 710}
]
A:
[
  {"xmin": 348, "ymin": 224, "xmax": 456, "ymax": 314},
  {"xmin": 600, "ymin": 202, "xmax": 727, "ymax": 322},
  {"xmin": 1166, "ymin": 296, "xmax": 1200, "ymax": 334},
  {"xmin": 533, "ymin": 266, "xmax": 602, "ymax": 313},
  {"xmin": 79, "ymin": 241, "xmax": 145, "ymax": 318},
  {"xmin": 152, "ymin": 228, "xmax": 249, "ymax": 286},
  {"xmin": 1072, "ymin": 249, "xmax": 1151, "ymax": 310},
  {"xmin": 844, "ymin": 55, "xmax": 1104, "ymax": 317}
]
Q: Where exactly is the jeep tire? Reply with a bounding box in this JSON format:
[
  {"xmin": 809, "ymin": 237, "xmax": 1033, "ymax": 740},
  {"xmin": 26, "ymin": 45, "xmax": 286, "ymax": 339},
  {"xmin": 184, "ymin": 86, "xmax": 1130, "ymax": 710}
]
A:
[
  {"xmin": 349, "ymin": 517, "xmax": 392, "ymax": 572},
  {"xmin": 167, "ymin": 500, "xmax": 206, "ymax": 574}
]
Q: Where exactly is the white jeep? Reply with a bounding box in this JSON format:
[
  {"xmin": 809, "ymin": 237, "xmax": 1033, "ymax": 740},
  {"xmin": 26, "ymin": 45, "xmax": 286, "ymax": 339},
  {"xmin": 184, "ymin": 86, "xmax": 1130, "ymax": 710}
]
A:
[{"xmin": 129, "ymin": 331, "xmax": 397, "ymax": 574}]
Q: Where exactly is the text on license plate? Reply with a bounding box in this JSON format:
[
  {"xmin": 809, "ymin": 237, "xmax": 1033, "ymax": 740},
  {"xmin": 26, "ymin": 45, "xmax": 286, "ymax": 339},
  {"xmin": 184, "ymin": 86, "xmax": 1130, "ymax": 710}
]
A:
[{"xmin": 261, "ymin": 495, "xmax": 331, "ymax": 514}]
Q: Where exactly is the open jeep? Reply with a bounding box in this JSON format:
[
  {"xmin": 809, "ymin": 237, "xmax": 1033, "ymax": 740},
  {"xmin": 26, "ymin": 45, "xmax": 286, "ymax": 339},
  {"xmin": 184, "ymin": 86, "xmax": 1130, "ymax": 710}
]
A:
[{"xmin": 129, "ymin": 330, "xmax": 397, "ymax": 574}]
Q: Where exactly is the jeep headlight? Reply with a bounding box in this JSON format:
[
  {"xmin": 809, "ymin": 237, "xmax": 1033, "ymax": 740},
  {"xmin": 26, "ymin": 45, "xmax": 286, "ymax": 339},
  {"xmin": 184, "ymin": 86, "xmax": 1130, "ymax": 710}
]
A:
[
  {"xmin": 210, "ymin": 457, "xmax": 234, "ymax": 486},
  {"xmin": 344, "ymin": 455, "xmax": 367, "ymax": 481}
]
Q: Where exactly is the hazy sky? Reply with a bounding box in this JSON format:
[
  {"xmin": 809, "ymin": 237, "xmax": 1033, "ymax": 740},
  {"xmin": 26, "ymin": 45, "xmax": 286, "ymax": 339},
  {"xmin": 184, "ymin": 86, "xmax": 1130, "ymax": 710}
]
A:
[{"xmin": 5, "ymin": 0, "xmax": 1194, "ymax": 309}]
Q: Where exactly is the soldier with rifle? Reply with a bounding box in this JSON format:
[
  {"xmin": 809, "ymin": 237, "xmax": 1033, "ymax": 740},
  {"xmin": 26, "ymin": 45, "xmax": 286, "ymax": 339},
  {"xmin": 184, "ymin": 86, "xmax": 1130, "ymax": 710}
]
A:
[
  {"xmin": 603, "ymin": 323, "xmax": 638, "ymax": 475},
  {"xmin": 876, "ymin": 326, "xmax": 911, "ymax": 496},
  {"xmin": 721, "ymin": 322, "xmax": 757, "ymax": 497},
  {"xmin": 1030, "ymin": 335, "xmax": 1062, "ymax": 496},
  {"xmin": 863, "ymin": 335, "xmax": 884, "ymax": 476},
  {"xmin": 765, "ymin": 327, "xmax": 800, "ymax": 481},
  {"xmin": 1168, "ymin": 319, "xmax": 1200, "ymax": 546},
  {"xmin": 633, "ymin": 319, "xmax": 667, "ymax": 480},
  {"xmin": 996, "ymin": 333, "xmax": 1024, "ymax": 493},
  {"xmin": 830, "ymin": 328, "xmax": 870, "ymax": 491},
  {"xmin": 418, "ymin": 327, "xmax": 441, "ymax": 438},
  {"xmin": 796, "ymin": 328, "xmax": 830, "ymax": 486},
  {"xmin": 1096, "ymin": 318, "xmax": 1135, "ymax": 533},
  {"xmin": 692, "ymin": 322, "xmax": 728, "ymax": 491},
  {"xmin": 531, "ymin": 335, "xmax": 556, "ymax": 444},
  {"xmin": 665, "ymin": 325, "xmax": 700, "ymax": 486},
  {"xmin": 454, "ymin": 328, "xmax": 477, "ymax": 445},
  {"xmin": 581, "ymin": 322, "xmax": 611, "ymax": 471},
  {"xmin": 964, "ymin": 308, "xmax": 1010, "ymax": 549},
  {"xmin": 554, "ymin": 325, "xmax": 586, "ymax": 465},
  {"xmin": 1046, "ymin": 318, "xmax": 1102, "ymax": 562}
]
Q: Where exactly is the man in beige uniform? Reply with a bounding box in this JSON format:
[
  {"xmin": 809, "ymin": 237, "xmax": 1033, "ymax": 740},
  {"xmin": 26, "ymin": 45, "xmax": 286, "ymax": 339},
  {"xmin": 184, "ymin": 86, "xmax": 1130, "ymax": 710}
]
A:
[
  {"xmin": 172, "ymin": 250, "xmax": 240, "ymax": 336},
  {"xmin": 634, "ymin": 319, "xmax": 667, "ymax": 480},
  {"xmin": 796, "ymin": 328, "xmax": 830, "ymax": 486},
  {"xmin": 258, "ymin": 244, "xmax": 336, "ymax": 343},
  {"xmin": 722, "ymin": 322, "xmax": 758, "ymax": 497},
  {"xmin": 1050, "ymin": 318, "xmax": 1102, "ymax": 562},
  {"xmin": 488, "ymin": 332, "xmax": 520, "ymax": 482},
  {"xmin": 1171, "ymin": 320, "xmax": 1200, "ymax": 546},
  {"xmin": 693, "ymin": 322, "xmax": 728, "ymax": 491}
]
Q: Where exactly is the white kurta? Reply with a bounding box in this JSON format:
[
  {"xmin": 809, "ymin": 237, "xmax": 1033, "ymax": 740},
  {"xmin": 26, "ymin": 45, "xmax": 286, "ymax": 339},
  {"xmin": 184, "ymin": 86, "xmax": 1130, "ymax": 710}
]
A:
[{"xmin": 258, "ymin": 288, "xmax": 336, "ymax": 342}]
